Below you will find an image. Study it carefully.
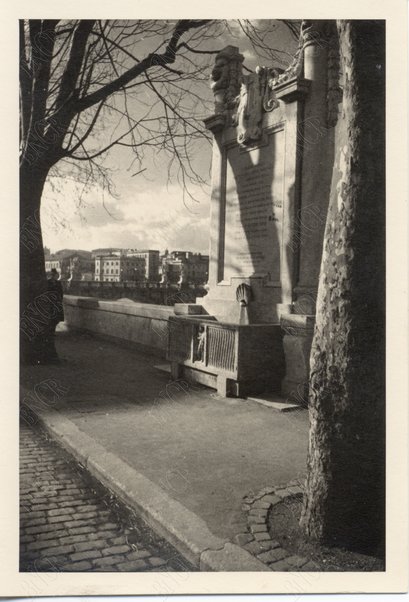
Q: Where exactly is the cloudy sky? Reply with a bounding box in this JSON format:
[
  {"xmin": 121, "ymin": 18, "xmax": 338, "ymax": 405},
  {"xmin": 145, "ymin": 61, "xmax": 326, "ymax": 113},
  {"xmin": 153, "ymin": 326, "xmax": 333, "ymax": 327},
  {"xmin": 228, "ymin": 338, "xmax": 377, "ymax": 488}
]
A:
[{"xmin": 41, "ymin": 20, "xmax": 297, "ymax": 254}]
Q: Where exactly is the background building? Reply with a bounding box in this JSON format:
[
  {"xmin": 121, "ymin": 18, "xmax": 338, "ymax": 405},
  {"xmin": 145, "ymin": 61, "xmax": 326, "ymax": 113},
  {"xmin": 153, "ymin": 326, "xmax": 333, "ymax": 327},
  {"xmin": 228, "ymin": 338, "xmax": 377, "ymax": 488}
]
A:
[
  {"xmin": 45, "ymin": 256, "xmax": 63, "ymax": 275},
  {"xmin": 126, "ymin": 250, "xmax": 160, "ymax": 282},
  {"xmin": 45, "ymin": 250, "xmax": 94, "ymax": 280},
  {"xmin": 68, "ymin": 255, "xmax": 94, "ymax": 281},
  {"xmin": 94, "ymin": 254, "xmax": 145, "ymax": 282},
  {"xmin": 45, "ymin": 247, "xmax": 207, "ymax": 284},
  {"xmin": 160, "ymin": 250, "xmax": 209, "ymax": 285}
]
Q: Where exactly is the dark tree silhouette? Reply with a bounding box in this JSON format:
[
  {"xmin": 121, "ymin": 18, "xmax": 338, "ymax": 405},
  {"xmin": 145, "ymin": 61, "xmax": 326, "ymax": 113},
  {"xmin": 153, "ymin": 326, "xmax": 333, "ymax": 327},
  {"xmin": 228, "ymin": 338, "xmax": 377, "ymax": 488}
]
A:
[{"xmin": 300, "ymin": 20, "xmax": 385, "ymax": 556}]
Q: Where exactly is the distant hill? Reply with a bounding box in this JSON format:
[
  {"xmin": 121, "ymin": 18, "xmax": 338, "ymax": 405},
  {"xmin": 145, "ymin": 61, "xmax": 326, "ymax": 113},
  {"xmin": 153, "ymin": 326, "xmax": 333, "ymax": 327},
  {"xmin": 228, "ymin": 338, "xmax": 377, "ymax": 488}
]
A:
[
  {"xmin": 91, "ymin": 248, "xmax": 123, "ymax": 257},
  {"xmin": 54, "ymin": 249, "xmax": 93, "ymax": 259}
]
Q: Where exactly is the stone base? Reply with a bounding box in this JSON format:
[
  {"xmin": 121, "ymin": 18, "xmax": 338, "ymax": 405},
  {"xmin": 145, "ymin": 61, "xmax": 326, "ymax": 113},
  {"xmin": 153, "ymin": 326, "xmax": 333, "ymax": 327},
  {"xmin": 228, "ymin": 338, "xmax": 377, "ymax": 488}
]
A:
[
  {"xmin": 168, "ymin": 317, "xmax": 285, "ymax": 399},
  {"xmin": 171, "ymin": 362, "xmax": 281, "ymax": 399},
  {"xmin": 281, "ymin": 377, "xmax": 309, "ymax": 407},
  {"xmin": 280, "ymin": 314, "xmax": 315, "ymax": 406}
]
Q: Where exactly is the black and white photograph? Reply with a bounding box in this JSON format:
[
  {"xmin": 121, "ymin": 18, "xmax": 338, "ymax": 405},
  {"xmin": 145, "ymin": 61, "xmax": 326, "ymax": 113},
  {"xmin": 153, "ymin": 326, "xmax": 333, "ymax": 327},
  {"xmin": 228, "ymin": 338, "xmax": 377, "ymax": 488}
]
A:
[{"xmin": 3, "ymin": 2, "xmax": 407, "ymax": 597}]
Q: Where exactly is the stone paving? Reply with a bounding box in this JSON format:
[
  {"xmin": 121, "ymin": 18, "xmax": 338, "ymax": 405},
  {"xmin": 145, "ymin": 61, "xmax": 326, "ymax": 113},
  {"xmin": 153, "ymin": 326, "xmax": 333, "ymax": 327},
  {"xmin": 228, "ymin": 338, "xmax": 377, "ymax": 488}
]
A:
[
  {"xmin": 21, "ymin": 330, "xmax": 308, "ymax": 543},
  {"xmin": 20, "ymin": 423, "xmax": 194, "ymax": 572},
  {"xmin": 232, "ymin": 481, "xmax": 320, "ymax": 571}
]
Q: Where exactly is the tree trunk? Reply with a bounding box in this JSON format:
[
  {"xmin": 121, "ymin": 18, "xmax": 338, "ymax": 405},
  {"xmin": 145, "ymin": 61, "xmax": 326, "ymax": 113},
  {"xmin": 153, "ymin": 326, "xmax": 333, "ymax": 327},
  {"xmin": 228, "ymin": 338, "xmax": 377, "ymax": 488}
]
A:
[
  {"xmin": 300, "ymin": 20, "xmax": 385, "ymax": 555},
  {"xmin": 20, "ymin": 161, "xmax": 57, "ymax": 364}
]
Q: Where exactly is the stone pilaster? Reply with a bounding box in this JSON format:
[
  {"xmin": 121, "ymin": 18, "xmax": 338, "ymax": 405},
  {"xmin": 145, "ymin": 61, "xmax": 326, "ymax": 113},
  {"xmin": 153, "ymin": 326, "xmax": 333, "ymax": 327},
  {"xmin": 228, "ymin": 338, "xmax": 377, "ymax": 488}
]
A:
[{"xmin": 294, "ymin": 20, "xmax": 341, "ymax": 313}]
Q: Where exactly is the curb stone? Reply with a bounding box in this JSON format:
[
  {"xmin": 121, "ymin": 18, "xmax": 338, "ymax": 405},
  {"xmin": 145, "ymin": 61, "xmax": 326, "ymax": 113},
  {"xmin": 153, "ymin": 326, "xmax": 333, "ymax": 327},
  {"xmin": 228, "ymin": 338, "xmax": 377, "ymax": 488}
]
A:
[
  {"xmin": 20, "ymin": 386, "xmax": 268, "ymax": 572},
  {"xmin": 234, "ymin": 481, "xmax": 321, "ymax": 572}
]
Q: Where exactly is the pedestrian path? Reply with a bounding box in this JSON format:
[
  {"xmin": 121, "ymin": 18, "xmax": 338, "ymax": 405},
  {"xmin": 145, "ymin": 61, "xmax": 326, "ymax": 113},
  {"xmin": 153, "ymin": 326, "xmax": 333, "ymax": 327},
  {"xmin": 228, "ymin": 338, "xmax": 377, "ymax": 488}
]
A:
[
  {"xmin": 20, "ymin": 424, "xmax": 193, "ymax": 572},
  {"xmin": 21, "ymin": 329, "xmax": 309, "ymax": 569}
]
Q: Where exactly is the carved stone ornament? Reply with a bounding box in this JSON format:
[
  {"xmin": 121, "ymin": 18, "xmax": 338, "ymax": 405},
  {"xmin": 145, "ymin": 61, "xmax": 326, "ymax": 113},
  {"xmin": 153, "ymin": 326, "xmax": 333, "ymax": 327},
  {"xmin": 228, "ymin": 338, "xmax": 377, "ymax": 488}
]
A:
[
  {"xmin": 232, "ymin": 67, "xmax": 281, "ymax": 145},
  {"xmin": 177, "ymin": 262, "xmax": 188, "ymax": 285},
  {"xmin": 160, "ymin": 262, "xmax": 169, "ymax": 285},
  {"xmin": 236, "ymin": 283, "xmax": 253, "ymax": 307},
  {"xmin": 300, "ymin": 19, "xmax": 325, "ymax": 47},
  {"xmin": 271, "ymin": 39, "xmax": 304, "ymax": 88},
  {"xmin": 210, "ymin": 24, "xmax": 338, "ymax": 143},
  {"xmin": 210, "ymin": 46, "xmax": 244, "ymax": 115},
  {"xmin": 260, "ymin": 66, "xmax": 284, "ymax": 111},
  {"xmin": 236, "ymin": 283, "xmax": 253, "ymax": 325},
  {"xmin": 234, "ymin": 74, "xmax": 262, "ymax": 144},
  {"xmin": 268, "ymin": 19, "xmax": 327, "ymax": 89},
  {"xmin": 194, "ymin": 324, "xmax": 206, "ymax": 363}
]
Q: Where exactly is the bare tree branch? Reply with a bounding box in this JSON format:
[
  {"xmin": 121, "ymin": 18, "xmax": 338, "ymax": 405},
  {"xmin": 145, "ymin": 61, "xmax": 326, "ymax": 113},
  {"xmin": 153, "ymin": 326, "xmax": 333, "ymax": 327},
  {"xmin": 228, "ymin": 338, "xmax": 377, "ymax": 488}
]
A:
[
  {"xmin": 64, "ymin": 100, "xmax": 106, "ymax": 154},
  {"xmin": 74, "ymin": 20, "xmax": 211, "ymax": 114},
  {"xmin": 55, "ymin": 20, "xmax": 96, "ymax": 112},
  {"xmin": 20, "ymin": 18, "xmax": 297, "ymax": 205}
]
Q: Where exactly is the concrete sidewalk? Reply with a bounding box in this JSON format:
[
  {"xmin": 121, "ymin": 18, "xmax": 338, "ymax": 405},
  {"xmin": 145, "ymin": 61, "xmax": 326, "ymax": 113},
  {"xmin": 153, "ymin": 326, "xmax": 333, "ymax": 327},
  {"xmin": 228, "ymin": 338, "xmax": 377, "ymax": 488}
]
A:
[{"xmin": 21, "ymin": 328, "xmax": 309, "ymax": 570}]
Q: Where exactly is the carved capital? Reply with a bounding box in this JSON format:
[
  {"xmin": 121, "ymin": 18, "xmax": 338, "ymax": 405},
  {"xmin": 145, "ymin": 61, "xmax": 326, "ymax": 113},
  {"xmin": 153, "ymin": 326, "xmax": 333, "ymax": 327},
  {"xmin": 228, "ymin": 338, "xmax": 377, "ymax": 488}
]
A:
[{"xmin": 300, "ymin": 19, "xmax": 329, "ymax": 48}]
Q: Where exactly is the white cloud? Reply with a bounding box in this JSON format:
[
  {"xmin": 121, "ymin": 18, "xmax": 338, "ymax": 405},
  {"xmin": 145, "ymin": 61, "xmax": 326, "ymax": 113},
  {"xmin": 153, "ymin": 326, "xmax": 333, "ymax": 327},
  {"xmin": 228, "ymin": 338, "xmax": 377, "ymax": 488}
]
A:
[
  {"xmin": 41, "ymin": 177, "xmax": 210, "ymax": 254},
  {"xmin": 242, "ymin": 48, "xmax": 257, "ymax": 64},
  {"xmin": 40, "ymin": 19, "xmax": 294, "ymax": 256}
]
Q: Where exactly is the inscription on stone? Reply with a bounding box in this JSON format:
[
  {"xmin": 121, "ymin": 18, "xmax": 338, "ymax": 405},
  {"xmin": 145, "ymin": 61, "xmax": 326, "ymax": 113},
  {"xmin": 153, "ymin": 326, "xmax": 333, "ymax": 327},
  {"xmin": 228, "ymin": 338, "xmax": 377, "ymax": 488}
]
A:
[{"xmin": 223, "ymin": 131, "xmax": 284, "ymax": 280}]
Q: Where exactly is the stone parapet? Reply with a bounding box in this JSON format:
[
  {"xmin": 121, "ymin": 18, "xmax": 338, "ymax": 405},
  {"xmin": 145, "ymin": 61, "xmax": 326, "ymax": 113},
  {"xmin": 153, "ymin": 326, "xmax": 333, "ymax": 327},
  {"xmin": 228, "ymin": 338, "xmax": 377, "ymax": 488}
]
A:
[
  {"xmin": 64, "ymin": 295, "xmax": 174, "ymax": 320},
  {"xmin": 63, "ymin": 295, "xmax": 174, "ymax": 357},
  {"xmin": 173, "ymin": 303, "xmax": 207, "ymax": 316}
]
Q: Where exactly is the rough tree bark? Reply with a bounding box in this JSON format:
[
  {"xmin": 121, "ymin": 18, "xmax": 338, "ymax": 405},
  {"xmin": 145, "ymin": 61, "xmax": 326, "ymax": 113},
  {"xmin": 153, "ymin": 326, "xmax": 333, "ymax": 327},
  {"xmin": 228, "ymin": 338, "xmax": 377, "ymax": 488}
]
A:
[{"xmin": 300, "ymin": 20, "xmax": 385, "ymax": 555}]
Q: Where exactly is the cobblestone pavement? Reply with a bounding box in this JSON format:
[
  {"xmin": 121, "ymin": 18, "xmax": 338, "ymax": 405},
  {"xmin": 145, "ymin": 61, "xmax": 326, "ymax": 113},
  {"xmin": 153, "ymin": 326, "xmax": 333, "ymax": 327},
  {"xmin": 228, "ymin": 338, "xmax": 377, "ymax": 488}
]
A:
[
  {"xmin": 20, "ymin": 423, "xmax": 195, "ymax": 572},
  {"xmin": 235, "ymin": 483, "xmax": 319, "ymax": 571}
]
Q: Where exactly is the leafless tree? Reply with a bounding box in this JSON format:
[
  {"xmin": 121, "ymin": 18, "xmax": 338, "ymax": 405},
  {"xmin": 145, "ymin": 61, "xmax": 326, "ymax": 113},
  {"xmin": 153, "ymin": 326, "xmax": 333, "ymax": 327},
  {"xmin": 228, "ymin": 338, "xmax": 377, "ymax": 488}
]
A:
[{"xmin": 20, "ymin": 19, "xmax": 299, "ymax": 364}]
